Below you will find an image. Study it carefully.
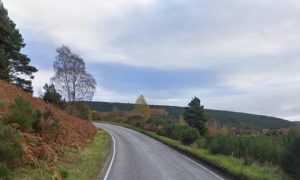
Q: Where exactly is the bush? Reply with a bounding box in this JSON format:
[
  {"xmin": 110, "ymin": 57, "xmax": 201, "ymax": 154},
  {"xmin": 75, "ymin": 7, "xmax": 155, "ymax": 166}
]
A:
[
  {"xmin": 207, "ymin": 133, "xmax": 240, "ymax": 156},
  {"xmin": 280, "ymin": 136, "xmax": 300, "ymax": 179},
  {"xmin": 207, "ymin": 133, "xmax": 283, "ymax": 165},
  {"xmin": 0, "ymin": 162, "xmax": 11, "ymax": 179},
  {"xmin": 179, "ymin": 126, "xmax": 199, "ymax": 145},
  {"xmin": 127, "ymin": 115, "xmax": 144, "ymax": 127},
  {"xmin": 59, "ymin": 168, "xmax": 69, "ymax": 178},
  {"xmin": 163, "ymin": 123, "xmax": 178, "ymax": 139},
  {"xmin": 5, "ymin": 96, "xmax": 41, "ymax": 131},
  {"xmin": 196, "ymin": 136, "xmax": 206, "ymax": 148},
  {"xmin": 244, "ymin": 136, "xmax": 283, "ymax": 164},
  {"xmin": 0, "ymin": 122, "xmax": 24, "ymax": 168}
]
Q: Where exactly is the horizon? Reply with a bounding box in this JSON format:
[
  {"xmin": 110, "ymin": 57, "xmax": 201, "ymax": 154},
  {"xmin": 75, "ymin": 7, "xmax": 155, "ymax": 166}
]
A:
[{"xmin": 3, "ymin": 0, "xmax": 300, "ymax": 121}]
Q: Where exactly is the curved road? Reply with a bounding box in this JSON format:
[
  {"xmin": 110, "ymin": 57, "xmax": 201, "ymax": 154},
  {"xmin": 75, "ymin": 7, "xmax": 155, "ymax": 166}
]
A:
[{"xmin": 95, "ymin": 123, "xmax": 226, "ymax": 180}]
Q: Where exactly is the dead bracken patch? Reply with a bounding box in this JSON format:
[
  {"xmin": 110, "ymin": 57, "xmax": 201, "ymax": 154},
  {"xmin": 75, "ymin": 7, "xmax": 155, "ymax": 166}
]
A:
[{"xmin": 0, "ymin": 80, "xmax": 97, "ymax": 167}]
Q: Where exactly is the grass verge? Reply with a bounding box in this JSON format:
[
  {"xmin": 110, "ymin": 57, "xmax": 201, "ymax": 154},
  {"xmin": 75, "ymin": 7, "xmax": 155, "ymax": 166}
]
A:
[
  {"xmin": 14, "ymin": 129, "xmax": 111, "ymax": 180},
  {"xmin": 95, "ymin": 121, "xmax": 290, "ymax": 180}
]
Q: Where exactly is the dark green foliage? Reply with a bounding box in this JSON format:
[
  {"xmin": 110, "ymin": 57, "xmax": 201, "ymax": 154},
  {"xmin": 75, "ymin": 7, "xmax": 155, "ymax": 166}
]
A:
[
  {"xmin": 280, "ymin": 134, "xmax": 300, "ymax": 179},
  {"xmin": 43, "ymin": 83, "xmax": 64, "ymax": 108},
  {"xmin": 208, "ymin": 134, "xmax": 240, "ymax": 156},
  {"xmin": 204, "ymin": 110, "xmax": 295, "ymax": 130},
  {"xmin": 0, "ymin": 122, "xmax": 24, "ymax": 168},
  {"xmin": 59, "ymin": 168, "xmax": 69, "ymax": 178},
  {"xmin": 0, "ymin": 162, "xmax": 11, "ymax": 179},
  {"xmin": 163, "ymin": 123, "xmax": 178, "ymax": 139},
  {"xmin": 195, "ymin": 136, "xmax": 206, "ymax": 148},
  {"xmin": 32, "ymin": 109, "xmax": 42, "ymax": 131},
  {"xmin": 127, "ymin": 115, "xmax": 144, "ymax": 127},
  {"xmin": 0, "ymin": 2, "xmax": 37, "ymax": 93},
  {"xmin": 207, "ymin": 134, "xmax": 283, "ymax": 165},
  {"xmin": 5, "ymin": 96, "xmax": 41, "ymax": 131},
  {"xmin": 283, "ymin": 127, "xmax": 300, "ymax": 146},
  {"xmin": 87, "ymin": 101, "xmax": 295, "ymax": 130},
  {"xmin": 179, "ymin": 126, "xmax": 199, "ymax": 145},
  {"xmin": 183, "ymin": 97, "xmax": 207, "ymax": 135},
  {"xmin": 244, "ymin": 136, "xmax": 283, "ymax": 164}
]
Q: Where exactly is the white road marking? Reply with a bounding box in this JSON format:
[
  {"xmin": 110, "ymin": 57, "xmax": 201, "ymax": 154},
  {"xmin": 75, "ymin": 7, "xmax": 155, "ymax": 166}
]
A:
[
  {"xmin": 166, "ymin": 145, "xmax": 224, "ymax": 180},
  {"xmin": 103, "ymin": 133, "xmax": 116, "ymax": 180},
  {"xmin": 99, "ymin": 123, "xmax": 225, "ymax": 180},
  {"xmin": 131, "ymin": 128, "xmax": 225, "ymax": 180}
]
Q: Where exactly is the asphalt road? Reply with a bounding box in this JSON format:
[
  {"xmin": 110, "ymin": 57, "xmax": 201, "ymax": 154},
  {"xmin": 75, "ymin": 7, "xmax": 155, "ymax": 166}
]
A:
[{"xmin": 95, "ymin": 123, "xmax": 226, "ymax": 180}]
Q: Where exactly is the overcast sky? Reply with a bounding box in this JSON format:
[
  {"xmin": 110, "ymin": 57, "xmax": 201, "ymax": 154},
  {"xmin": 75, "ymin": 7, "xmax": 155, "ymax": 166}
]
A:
[{"xmin": 3, "ymin": 0, "xmax": 300, "ymax": 121}]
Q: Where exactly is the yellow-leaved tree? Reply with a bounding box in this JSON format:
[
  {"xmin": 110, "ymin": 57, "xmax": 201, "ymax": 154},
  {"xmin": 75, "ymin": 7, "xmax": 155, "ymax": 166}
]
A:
[{"xmin": 134, "ymin": 95, "xmax": 151, "ymax": 119}]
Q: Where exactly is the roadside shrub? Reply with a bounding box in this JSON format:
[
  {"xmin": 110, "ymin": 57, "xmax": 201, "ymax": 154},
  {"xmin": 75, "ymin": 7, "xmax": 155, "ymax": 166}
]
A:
[
  {"xmin": 144, "ymin": 117, "xmax": 164, "ymax": 131},
  {"xmin": 244, "ymin": 136, "xmax": 283, "ymax": 164},
  {"xmin": 5, "ymin": 96, "xmax": 41, "ymax": 131},
  {"xmin": 196, "ymin": 136, "xmax": 206, "ymax": 148},
  {"xmin": 127, "ymin": 115, "xmax": 143, "ymax": 127},
  {"xmin": 207, "ymin": 133, "xmax": 241, "ymax": 156},
  {"xmin": 280, "ymin": 136, "xmax": 300, "ymax": 179},
  {"xmin": 207, "ymin": 133, "xmax": 283, "ymax": 165},
  {"xmin": 0, "ymin": 122, "xmax": 24, "ymax": 168},
  {"xmin": 283, "ymin": 127, "xmax": 300, "ymax": 146},
  {"xmin": 0, "ymin": 162, "xmax": 11, "ymax": 179},
  {"xmin": 179, "ymin": 126, "xmax": 199, "ymax": 145},
  {"xmin": 163, "ymin": 123, "xmax": 178, "ymax": 139}
]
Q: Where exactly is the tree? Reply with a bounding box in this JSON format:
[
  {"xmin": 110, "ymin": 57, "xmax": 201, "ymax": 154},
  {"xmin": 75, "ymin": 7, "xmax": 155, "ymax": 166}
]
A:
[
  {"xmin": 51, "ymin": 46, "xmax": 96, "ymax": 114},
  {"xmin": 43, "ymin": 83, "xmax": 64, "ymax": 107},
  {"xmin": 134, "ymin": 95, "xmax": 150, "ymax": 119},
  {"xmin": 183, "ymin": 97, "xmax": 207, "ymax": 135},
  {"xmin": 0, "ymin": 2, "xmax": 37, "ymax": 93}
]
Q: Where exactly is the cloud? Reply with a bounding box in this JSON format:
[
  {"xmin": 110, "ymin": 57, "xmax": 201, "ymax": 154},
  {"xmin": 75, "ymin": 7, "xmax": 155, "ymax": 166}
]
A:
[
  {"xmin": 31, "ymin": 69, "xmax": 54, "ymax": 96},
  {"xmin": 4, "ymin": 0, "xmax": 300, "ymax": 69},
  {"xmin": 3, "ymin": 0, "xmax": 300, "ymax": 121}
]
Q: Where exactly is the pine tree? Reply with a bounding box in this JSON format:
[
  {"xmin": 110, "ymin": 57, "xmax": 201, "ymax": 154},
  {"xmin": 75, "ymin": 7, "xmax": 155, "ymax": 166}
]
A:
[
  {"xmin": 183, "ymin": 97, "xmax": 207, "ymax": 135},
  {"xmin": 43, "ymin": 83, "xmax": 62, "ymax": 105},
  {"xmin": 0, "ymin": 1, "xmax": 37, "ymax": 93}
]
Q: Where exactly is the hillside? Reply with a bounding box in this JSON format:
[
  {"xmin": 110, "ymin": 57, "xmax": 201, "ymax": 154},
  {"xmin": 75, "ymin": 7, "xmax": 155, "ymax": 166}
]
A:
[
  {"xmin": 0, "ymin": 81, "xmax": 96, "ymax": 167},
  {"xmin": 87, "ymin": 101, "xmax": 295, "ymax": 130}
]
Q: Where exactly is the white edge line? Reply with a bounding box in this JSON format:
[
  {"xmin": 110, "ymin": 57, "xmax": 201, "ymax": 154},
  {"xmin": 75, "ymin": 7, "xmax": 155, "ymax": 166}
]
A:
[
  {"xmin": 101, "ymin": 124, "xmax": 224, "ymax": 180},
  {"xmin": 103, "ymin": 133, "xmax": 116, "ymax": 180},
  {"xmin": 159, "ymin": 140, "xmax": 225, "ymax": 180}
]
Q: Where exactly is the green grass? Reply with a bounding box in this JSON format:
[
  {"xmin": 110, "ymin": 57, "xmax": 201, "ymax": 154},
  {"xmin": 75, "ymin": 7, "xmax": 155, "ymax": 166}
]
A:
[
  {"xmin": 14, "ymin": 129, "xmax": 111, "ymax": 180},
  {"xmin": 96, "ymin": 121, "xmax": 290, "ymax": 180}
]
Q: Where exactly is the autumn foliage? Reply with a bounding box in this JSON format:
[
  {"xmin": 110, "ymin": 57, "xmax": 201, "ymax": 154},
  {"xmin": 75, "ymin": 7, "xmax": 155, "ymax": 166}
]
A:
[{"xmin": 0, "ymin": 80, "xmax": 96, "ymax": 168}]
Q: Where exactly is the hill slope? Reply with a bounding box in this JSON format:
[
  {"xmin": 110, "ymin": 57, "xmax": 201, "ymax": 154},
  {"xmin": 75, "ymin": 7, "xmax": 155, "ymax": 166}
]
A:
[
  {"xmin": 0, "ymin": 81, "xmax": 96, "ymax": 166},
  {"xmin": 87, "ymin": 101, "xmax": 295, "ymax": 130}
]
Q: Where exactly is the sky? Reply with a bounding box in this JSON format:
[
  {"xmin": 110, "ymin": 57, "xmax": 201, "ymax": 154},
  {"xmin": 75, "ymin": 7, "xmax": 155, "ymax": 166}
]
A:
[{"xmin": 2, "ymin": 0, "xmax": 300, "ymax": 121}]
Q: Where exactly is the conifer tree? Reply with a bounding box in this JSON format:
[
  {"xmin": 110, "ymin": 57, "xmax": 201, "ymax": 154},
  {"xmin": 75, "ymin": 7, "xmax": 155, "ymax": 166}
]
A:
[
  {"xmin": 0, "ymin": 1, "xmax": 37, "ymax": 93},
  {"xmin": 183, "ymin": 97, "xmax": 207, "ymax": 135}
]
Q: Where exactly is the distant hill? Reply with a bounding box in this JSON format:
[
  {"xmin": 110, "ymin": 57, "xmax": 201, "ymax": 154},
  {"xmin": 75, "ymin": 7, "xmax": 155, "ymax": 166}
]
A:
[
  {"xmin": 87, "ymin": 101, "xmax": 296, "ymax": 130},
  {"xmin": 294, "ymin": 121, "xmax": 300, "ymax": 125}
]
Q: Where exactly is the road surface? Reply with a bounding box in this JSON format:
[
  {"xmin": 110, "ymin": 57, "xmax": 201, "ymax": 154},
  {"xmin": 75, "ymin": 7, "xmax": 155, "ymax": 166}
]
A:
[{"xmin": 95, "ymin": 123, "xmax": 226, "ymax": 180}]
